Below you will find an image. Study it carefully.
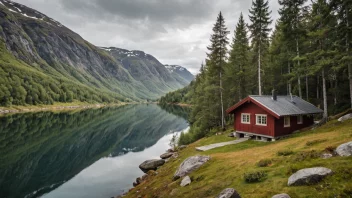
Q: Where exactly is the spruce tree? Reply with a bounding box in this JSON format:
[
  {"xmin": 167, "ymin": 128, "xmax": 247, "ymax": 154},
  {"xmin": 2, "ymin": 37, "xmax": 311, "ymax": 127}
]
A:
[
  {"xmin": 306, "ymin": 0, "xmax": 337, "ymax": 119},
  {"xmin": 331, "ymin": 0, "xmax": 352, "ymax": 108},
  {"xmin": 206, "ymin": 12, "xmax": 229, "ymax": 129},
  {"xmin": 248, "ymin": 0, "xmax": 272, "ymax": 95},
  {"xmin": 225, "ymin": 13, "xmax": 250, "ymax": 105},
  {"xmin": 278, "ymin": 0, "xmax": 308, "ymax": 98}
]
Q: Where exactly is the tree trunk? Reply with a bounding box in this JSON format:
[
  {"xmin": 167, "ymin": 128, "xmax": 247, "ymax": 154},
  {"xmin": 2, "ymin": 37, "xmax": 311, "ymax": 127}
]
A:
[
  {"xmin": 322, "ymin": 69, "xmax": 328, "ymax": 119},
  {"xmin": 317, "ymin": 75, "xmax": 320, "ymax": 99},
  {"xmin": 296, "ymin": 38, "xmax": 302, "ymax": 98},
  {"xmin": 288, "ymin": 62, "xmax": 292, "ymax": 94},
  {"xmin": 220, "ymin": 71, "xmax": 224, "ymax": 129},
  {"xmin": 258, "ymin": 45, "xmax": 262, "ymax": 95},
  {"xmin": 347, "ymin": 8, "xmax": 352, "ymax": 109},
  {"xmin": 305, "ymin": 75, "xmax": 309, "ymax": 101}
]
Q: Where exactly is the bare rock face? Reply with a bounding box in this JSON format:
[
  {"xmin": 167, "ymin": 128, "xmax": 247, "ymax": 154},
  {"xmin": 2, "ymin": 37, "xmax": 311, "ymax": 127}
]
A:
[
  {"xmin": 180, "ymin": 176, "xmax": 191, "ymax": 187},
  {"xmin": 336, "ymin": 141, "xmax": 352, "ymax": 156},
  {"xmin": 173, "ymin": 156, "xmax": 210, "ymax": 180},
  {"xmin": 272, "ymin": 193, "xmax": 291, "ymax": 198},
  {"xmin": 288, "ymin": 167, "xmax": 333, "ymax": 186},
  {"xmin": 216, "ymin": 188, "xmax": 241, "ymax": 198},
  {"xmin": 160, "ymin": 152, "xmax": 174, "ymax": 159},
  {"xmin": 338, "ymin": 113, "xmax": 352, "ymax": 122},
  {"xmin": 139, "ymin": 159, "xmax": 165, "ymax": 173}
]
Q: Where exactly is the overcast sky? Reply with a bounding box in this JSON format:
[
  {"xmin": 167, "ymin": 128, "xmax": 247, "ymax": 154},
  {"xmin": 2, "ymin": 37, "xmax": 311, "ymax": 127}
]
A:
[{"xmin": 15, "ymin": 0, "xmax": 280, "ymax": 74}]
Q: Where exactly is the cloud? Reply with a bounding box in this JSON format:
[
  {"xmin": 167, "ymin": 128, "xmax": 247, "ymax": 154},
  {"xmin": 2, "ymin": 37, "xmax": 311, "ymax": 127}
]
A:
[{"xmin": 14, "ymin": 0, "xmax": 280, "ymax": 74}]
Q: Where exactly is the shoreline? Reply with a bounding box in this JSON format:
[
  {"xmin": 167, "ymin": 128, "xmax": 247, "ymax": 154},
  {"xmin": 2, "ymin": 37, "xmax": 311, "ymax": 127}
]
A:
[
  {"xmin": 158, "ymin": 102, "xmax": 192, "ymax": 107},
  {"xmin": 0, "ymin": 102, "xmax": 135, "ymax": 115}
]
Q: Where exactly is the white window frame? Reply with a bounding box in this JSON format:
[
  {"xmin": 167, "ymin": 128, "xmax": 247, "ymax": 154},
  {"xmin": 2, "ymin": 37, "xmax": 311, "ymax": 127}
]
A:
[
  {"xmin": 256, "ymin": 114, "xmax": 267, "ymax": 126},
  {"xmin": 241, "ymin": 113, "xmax": 250, "ymax": 124},
  {"xmin": 297, "ymin": 115, "xmax": 303, "ymax": 124},
  {"xmin": 284, "ymin": 116, "xmax": 291, "ymax": 127}
]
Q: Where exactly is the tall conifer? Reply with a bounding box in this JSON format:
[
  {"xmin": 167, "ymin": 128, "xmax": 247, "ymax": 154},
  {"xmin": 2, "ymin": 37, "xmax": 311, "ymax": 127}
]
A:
[{"xmin": 248, "ymin": 0, "xmax": 272, "ymax": 95}]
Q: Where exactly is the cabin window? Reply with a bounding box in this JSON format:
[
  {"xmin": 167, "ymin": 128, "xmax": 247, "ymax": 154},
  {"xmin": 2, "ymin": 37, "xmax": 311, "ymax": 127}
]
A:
[
  {"xmin": 241, "ymin": 113, "xmax": 250, "ymax": 124},
  {"xmin": 284, "ymin": 116, "xmax": 291, "ymax": 127},
  {"xmin": 297, "ymin": 115, "xmax": 303, "ymax": 124},
  {"xmin": 256, "ymin": 114, "xmax": 267, "ymax": 126}
]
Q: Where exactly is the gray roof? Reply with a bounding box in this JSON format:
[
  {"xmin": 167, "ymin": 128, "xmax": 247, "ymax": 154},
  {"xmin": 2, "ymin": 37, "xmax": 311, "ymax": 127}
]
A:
[{"xmin": 250, "ymin": 95, "xmax": 323, "ymax": 117}]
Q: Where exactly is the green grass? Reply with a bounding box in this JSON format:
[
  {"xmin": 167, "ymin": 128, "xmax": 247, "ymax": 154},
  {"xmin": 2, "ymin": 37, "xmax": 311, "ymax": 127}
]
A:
[{"xmin": 125, "ymin": 119, "xmax": 352, "ymax": 198}]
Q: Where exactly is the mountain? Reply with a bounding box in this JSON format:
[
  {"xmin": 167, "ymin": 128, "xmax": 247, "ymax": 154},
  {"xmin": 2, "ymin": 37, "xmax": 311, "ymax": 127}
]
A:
[
  {"xmin": 0, "ymin": 0, "xmax": 193, "ymax": 106},
  {"xmin": 165, "ymin": 64, "xmax": 194, "ymax": 82}
]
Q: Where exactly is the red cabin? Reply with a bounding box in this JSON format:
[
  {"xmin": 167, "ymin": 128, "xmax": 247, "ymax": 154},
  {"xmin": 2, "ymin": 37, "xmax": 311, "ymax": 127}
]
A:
[{"xmin": 226, "ymin": 93, "xmax": 323, "ymax": 141}]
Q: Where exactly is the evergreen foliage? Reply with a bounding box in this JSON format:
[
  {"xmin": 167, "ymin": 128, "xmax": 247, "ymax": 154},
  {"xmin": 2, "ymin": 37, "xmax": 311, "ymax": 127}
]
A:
[{"xmin": 161, "ymin": 0, "xmax": 352, "ymax": 144}]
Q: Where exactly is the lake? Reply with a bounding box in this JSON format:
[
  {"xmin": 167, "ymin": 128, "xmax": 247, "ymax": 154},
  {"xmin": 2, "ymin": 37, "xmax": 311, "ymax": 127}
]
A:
[{"xmin": 0, "ymin": 104, "xmax": 189, "ymax": 198}]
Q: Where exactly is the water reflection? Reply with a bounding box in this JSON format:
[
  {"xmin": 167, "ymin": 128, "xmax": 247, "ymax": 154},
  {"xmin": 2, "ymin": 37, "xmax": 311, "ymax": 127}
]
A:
[{"xmin": 0, "ymin": 104, "xmax": 189, "ymax": 198}]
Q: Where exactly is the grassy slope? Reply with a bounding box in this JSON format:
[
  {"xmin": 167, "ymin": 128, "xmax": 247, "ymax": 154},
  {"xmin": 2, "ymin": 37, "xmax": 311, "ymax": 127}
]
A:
[{"xmin": 126, "ymin": 119, "xmax": 352, "ymax": 198}]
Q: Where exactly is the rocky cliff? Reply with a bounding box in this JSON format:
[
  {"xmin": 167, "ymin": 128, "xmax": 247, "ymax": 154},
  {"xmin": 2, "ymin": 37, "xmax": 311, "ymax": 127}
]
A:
[{"xmin": 0, "ymin": 0, "xmax": 193, "ymax": 105}]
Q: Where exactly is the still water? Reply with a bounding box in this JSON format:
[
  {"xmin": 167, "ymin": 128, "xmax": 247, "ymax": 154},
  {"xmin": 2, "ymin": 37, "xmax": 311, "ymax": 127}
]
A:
[{"xmin": 0, "ymin": 104, "xmax": 189, "ymax": 198}]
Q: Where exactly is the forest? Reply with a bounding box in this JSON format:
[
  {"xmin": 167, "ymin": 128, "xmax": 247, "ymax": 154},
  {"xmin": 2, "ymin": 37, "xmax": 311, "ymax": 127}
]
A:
[{"xmin": 159, "ymin": 0, "xmax": 352, "ymax": 145}]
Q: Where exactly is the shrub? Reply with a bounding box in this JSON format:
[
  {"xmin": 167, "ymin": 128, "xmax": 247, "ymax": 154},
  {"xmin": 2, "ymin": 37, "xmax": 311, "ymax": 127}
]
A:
[
  {"xmin": 277, "ymin": 150, "xmax": 294, "ymax": 156},
  {"xmin": 306, "ymin": 139, "xmax": 327, "ymax": 146},
  {"xmin": 178, "ymin": 132, "xmax": 194, "ymax": 145},
  {"xmin": 325, "ymin": 146, "xmax": 336, "ymax": 153},
  {"xmin": 293, "ymin": 150, "xmax": 321, "ymax": 162},
  {"xmin": 244, "ymin": 171, "xmax": 267, "ymax": 183},
  {"xmin": 257, "ymin": 159, "xmax": 272, "ymax": 167}
]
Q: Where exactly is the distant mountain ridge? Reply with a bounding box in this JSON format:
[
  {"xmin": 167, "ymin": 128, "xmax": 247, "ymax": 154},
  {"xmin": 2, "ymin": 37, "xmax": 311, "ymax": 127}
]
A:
[
  {"xmin": 165, "ymin": 64, "xmax": 194, "ymax": 82},
  {"xmin": 0, "ymin": 0, "xmax": 193, "ymax": 106}
]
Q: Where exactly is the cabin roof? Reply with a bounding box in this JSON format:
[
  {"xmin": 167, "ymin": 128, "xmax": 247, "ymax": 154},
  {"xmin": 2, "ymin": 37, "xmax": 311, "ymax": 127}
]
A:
[{"xmin": 226, "ymin": 95, "xmax": 323, "ymax": 118}]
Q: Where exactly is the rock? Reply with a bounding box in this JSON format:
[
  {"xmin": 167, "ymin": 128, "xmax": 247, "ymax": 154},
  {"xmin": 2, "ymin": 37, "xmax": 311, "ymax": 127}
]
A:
[
  {"xmin": 173, "ymin": 155, "xmax": 210, "ymax": 180},
  {"xmin": 139, "ymin": 159, "xmax": 165, "ymax": 173},
  {"xmin": 288, "ymin": 167, "xmax": 333, "ymax": 186},
  {"xmin": 216, "ymin": 188, "xmax": 241, "ymax": 198},
  {"xmin": 141, "ymin": 174, "xmax": 148, "ymax": 181},
  {"xmin": 338, "ymin": 113, "xmax": 352, "ymax": 122},
  {"xmin": 172, "ymin": 152, "xmax": 179, "ymax": 159},
  {"xmin": 272, "ymin": 193, "xmax": 291, "ymax": 198},
  {"xmin": 179, "ymin": 145, "xmax": 187, "ymax": 150},
  {"xmin": 321, "ymin": 153, "xmax": 333, "ymax": 159},
  {"xmin": 336, "ymin": 141, "xmax": 352, "ymax": 156},
  {"xmin": 228, "ymin": 132, "xmax": 236, "ymax": 137},
  {"xmin": 136, "ymin": 177, "xmax": 142, "ymax": 184},
  {"xmin": 160, "ymin": 152, "xmax": 174, "ymax": 159},
  {"xmin": 180, "ymin": 176, "xmax": 191, "ymax": 187},
  {"xmin": 167, "ymin": 148, "xmax": 176, "ymax": 153},
  {"xmin": 133, "ymin": 182, "xmax": 139, "ymax": 187}
]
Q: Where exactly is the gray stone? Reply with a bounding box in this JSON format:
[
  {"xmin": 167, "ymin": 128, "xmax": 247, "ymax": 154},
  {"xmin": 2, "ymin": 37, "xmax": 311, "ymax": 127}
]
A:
[
  {"xmin": 321, "ymin": 153, "xmax": 333, "ymax": 159},
  {"xmin": 160, "ymin": 152, "xmax": 174, "ymax": 159},
  {"xmin": 139, "ymin": 159, "xmax": 165, "ymax": 173},
  {"xmin": 180, "ymin": 176, "xmax": 191, "ymax": 187},
  {"xmin": 228, "ymin": 132, "xmax": 236, "ymax": 137},
  {"xmin": 336, "ymin": 141, "xmax": 352, "ymax": 156},
  {"xmin": 288, "ymin": 167, "xmax": 333, "ymax": 186},
  {"xmin": 216, "ymin": 188, "xmax": 241, "ymax": 198},
  {"xmin": 272, "ymin": 193, "xmax": 291, "ymax": 198},
  {"xmin": 173, "ymin": 155, "xmax": 210, "ymax": 180},
  {"xmin": 179, "ymin": 145, "xmax": 187, "ymax": 150},
  {"xmin": 338, "ymin": 113, "xmax": 352, "ymax": 122}
]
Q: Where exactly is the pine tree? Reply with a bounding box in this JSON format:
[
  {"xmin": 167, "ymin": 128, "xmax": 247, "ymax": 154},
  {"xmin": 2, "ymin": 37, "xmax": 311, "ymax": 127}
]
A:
[
  {"xmin": 249, "ymin": 0, "xmax": 272, "ymax": 95},
  {"xmin": 306, "ymin": 0, "xmax": 337, "ymax": 119},
  {"xmin": 331, "ymin": 0, "xmax": 352, "ymax": 108},
  {"xmin": 278, "ymin": 0, "xmax": 308, "ymax": 98},
  {"xmin": 225, "ymin": 13, "xmax": 251, "ymax": 106},
  {"xmin": 206, "ymin": 12, "xmax": 229, "ymax": 129}
]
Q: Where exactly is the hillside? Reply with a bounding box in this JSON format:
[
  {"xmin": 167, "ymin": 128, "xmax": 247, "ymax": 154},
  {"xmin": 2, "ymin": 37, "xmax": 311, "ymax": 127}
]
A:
[
  {"xmin": 0, "ymin": 0, "xmax": 193, "ymax": 106},
  {"xmin": 125, "ymin": 119, "xmax": 352, "ymax": 198}
]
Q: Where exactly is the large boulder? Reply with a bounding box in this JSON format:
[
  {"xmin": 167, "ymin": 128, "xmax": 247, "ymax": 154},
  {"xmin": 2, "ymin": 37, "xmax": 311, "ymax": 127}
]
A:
[
  {"xmin": 160, "ymin": 152, "xmax": 174, "ymax": 159},
  {"xmin": 272, "ymin": 193, "xmax": 291, "ymax": 198},
  {"xmin": 288, "ymin": 167, "xmax": 333, "ymax": 186},
  {"xmin": 173, "ymin": 155, "xmax": 210, "ymax": 180},
  {"xmin": 216, "ymin": 188, "xmax": 241, "ymax": 198},
  {"xmin": 180, "ymin": 176, "xmax": 191, "ymax": 187},
  {"xmin": 139, "ymin": 159, "xmax": 165, "ymax": 173},
  {"xmin": 338, "ymin": 113, "xmax": 352, "ymax": 122},
  {"xmin": 336, "ymin": 141, "xmax": 352, "ymax": 156}
]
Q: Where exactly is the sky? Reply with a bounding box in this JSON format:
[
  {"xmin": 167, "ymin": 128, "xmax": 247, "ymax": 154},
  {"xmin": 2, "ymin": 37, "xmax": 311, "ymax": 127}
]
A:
[{"xmin": 14, "ymin": 0, "xmax": 281, "ymax": 74}]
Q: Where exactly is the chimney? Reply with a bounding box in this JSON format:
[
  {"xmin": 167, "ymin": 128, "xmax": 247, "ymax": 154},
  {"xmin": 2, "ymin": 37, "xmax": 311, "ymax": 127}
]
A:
[{"xmin": 272, "ymin": 89, "xmax": 277, "ymax": 101}]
